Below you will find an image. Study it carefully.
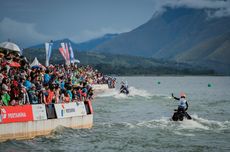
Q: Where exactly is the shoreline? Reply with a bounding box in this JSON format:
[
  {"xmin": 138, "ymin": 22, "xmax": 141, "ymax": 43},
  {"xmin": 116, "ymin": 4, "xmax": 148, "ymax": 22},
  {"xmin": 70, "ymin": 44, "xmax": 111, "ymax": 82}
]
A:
[{"xmin": 110, "ymin": 75, "xmax": 229, "ymax": 77}]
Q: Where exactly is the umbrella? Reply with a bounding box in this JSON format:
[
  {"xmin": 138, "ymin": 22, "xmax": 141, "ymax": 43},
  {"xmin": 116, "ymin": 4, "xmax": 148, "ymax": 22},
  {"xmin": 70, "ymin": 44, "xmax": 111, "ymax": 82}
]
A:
[
  {"xmin": 0, "ymin": 42, "xmax": 21, "ymax": 54},
  {"xmin": 9, "ymin": 61, "xmax": 21, "ymax": 67}
]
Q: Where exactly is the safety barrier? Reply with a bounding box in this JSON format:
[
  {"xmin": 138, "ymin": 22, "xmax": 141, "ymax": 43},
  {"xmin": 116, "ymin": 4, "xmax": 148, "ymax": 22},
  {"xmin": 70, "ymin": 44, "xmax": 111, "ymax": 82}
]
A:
[
  {"xmin": 0, "ymin": 101, "xmax": 93, "ymax": 124},
  {"xmin": 0, "ymin": 105, "xmax": 33, "ymax": 124}
]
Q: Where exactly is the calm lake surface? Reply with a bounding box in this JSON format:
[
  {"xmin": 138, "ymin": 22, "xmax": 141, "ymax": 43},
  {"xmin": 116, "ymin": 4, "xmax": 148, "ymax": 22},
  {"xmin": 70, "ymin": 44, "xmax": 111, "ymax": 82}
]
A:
[{"xmin": 1, "ymin": 76, "xmax": 230, "ymax": 152}]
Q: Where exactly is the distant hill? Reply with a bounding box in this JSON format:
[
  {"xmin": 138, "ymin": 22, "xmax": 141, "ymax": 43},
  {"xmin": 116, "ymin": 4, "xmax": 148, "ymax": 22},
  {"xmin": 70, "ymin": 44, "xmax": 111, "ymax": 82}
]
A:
[
  {"xmin": 92, "ymin": 7, "xmax": 230, "ymax": 74},
  {"xmin": 22, "ymin": 47, "xmax": 215, "ymax": 76},
  {"xmin": 176, "ymin": 32, "xmax": 230, "ymax": 73},
  {"xmin": 27, "ymin": 33, "xmax": 118, "ymax": 51},
  {"xmin": 77, "ymin": 34, "xmax": 118, "ymax": 51},
  {"xmin": 28, "ymin": 38, "xmax": 79, "ymax": 50}
]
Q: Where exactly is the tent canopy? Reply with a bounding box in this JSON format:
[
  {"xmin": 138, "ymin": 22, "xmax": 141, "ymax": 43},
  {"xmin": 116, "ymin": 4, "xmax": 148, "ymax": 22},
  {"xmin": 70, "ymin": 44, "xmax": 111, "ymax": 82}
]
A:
[
  {"xmin": 72, "ymin": 59, "xmax": 80, "ymax": 63},
  {"xmin": 0, "ymin": 42, "xmax": 21, "ymax": 54},
  {"xmin": 30, "ymin": 57, "xmax": 43, "ymax": 68}
]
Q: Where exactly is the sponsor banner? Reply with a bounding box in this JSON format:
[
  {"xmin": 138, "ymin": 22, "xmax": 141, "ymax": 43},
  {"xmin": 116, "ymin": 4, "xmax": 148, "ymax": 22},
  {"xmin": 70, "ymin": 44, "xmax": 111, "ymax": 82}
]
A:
[
  {"xmin": 32, "ymin": 104, "xmax": 47, "ymax": 120},
  {"xmin": 55, "ymin": 102, "xmax": 87, "ymax": 119},
  {"xmin": 76, "ymin": 102, "xmax": 87, "ymax": 116},
  {"xmin": 0, "ymin": 105, "xmax": 33, "ymax": 124},
  {"xmin": 55, "ymin": 102, "xmax": 77, "ymax": 118},
  {"xmin": 92, "ymin": 84, "xmax": 108, "ymax": 90}
]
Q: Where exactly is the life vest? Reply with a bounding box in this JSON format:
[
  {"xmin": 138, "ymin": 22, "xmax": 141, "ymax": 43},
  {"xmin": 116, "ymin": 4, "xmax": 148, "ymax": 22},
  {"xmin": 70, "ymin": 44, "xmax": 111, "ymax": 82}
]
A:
[{"xmin": 178, "ymin": 98, "xmax": 187, "ymax": 109}]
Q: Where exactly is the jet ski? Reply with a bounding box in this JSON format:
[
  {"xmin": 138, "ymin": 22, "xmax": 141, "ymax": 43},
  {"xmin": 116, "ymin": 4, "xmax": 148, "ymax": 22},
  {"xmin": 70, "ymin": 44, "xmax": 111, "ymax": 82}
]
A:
[
  {"xmin": 120, "ymin": 85, "xmax": 129, "ymax": 95},
  {"xmin": 171, "ymin": 109, "xmax": 192, "ymax": 121}
]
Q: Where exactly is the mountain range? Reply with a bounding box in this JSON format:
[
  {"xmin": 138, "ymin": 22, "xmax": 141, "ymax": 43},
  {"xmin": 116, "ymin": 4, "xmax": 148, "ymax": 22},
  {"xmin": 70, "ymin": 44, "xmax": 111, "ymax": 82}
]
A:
[
  {"xmin": 28, "ymin": 33, "xmax": 118, "ymax": 51},
  {"xmin": 92, "ymin": 8, "xmax": 230, "ymax": 74},
  {"xmin": 22, "ymin": 48, "xmax": 214, "ymax": 76},
  {"xmin": 26, "ymin": 7, "xmax": 230, "ymax": 75}
]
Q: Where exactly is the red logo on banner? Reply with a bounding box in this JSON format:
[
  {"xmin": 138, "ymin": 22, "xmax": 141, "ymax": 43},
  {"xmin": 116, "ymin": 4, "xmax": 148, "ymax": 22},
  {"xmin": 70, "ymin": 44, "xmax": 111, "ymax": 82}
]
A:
[{"xmin": 0, "ymin": 105, "xmax": 34, "ymax": 124}]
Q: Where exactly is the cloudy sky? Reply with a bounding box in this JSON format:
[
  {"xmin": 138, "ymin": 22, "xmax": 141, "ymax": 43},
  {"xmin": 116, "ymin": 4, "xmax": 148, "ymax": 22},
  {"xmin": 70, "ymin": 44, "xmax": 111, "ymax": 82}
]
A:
[{"xmin": 0, "ymin": 0, "xmax": 229, "ymax": 48}]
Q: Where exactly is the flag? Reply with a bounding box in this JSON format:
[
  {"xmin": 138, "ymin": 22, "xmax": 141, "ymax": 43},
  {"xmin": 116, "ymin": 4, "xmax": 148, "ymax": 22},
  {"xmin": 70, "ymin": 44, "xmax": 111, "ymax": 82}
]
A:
[
  {"xmin": 59, "ymin": 42, "xmax": 70, "ymax": 65},
  {"xmin": 69, "ymin": 43, "xmax": 75, "ymax": 63},
  {"xmin": 59, "ymin": 47, "xmax": 66, "ymax": 61},
  {"xmin": 65, "ymin": 43, "xmax": 70, "ymax": 62},
  {"xmin": 45, "ymin": 42, "xmax": 53, "ymax": 66}
]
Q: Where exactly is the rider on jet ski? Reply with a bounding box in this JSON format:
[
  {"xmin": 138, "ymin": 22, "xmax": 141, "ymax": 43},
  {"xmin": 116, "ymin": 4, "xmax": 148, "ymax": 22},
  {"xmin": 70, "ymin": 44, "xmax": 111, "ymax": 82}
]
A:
[
  {"xmin": 172, "ymin": 92, "xmax": 191, "ymax": 120},
  {"xmin": 120, "ymin": 81, "xmax": 129, "ymax": 94}
]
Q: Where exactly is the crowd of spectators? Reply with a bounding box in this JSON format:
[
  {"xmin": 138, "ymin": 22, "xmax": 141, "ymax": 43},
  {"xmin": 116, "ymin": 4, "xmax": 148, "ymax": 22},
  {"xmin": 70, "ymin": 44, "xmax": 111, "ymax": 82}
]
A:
[{"xmin": 0, "ymin": 51, "xmax": 109, "ymax": 106}]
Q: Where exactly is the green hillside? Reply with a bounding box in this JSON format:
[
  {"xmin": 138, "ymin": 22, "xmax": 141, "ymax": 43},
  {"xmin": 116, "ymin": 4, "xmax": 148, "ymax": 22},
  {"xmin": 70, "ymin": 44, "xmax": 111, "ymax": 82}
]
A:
[
  {"xmin": 23, "ymin": 48, "xmax": 215, "ymax": 76},
  {"xmin": 175, "ymin": 32, "xmax": 230, "ymax": 73},
  {"xmin": 176, "ymin": 32, "xmax": 230, "ymax": 63}
]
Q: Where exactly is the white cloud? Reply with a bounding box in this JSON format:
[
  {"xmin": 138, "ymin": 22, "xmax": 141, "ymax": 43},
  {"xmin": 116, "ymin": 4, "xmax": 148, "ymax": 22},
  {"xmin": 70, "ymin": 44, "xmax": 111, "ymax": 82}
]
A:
[
  {"xmin": 0, "ymin": 17, "xmax": 52, "ymax": 47},
  {"xmin": 0, "ymin": 17, "xmax": 131, "ymax": 46},
  {"xmin": 207, "ymin": 5, "xmax": 230, "ymax": 18},
  {"xmin": 1, "ymin": 1, "xmax": 229, "ymax": 47},
  {"xmin": 153, "ymin": 0, "xmax": 230, "ymax": 18}
]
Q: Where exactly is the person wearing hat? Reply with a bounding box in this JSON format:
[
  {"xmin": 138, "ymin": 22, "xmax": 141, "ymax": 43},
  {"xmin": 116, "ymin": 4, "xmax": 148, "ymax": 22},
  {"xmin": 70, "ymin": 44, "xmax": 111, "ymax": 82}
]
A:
[
  {"xmin": 28, "ymin": 84, "xmax": 38, "ymax": 104},
  {"xmin": 172, "ymin": 92, "xmax": 191, "ymax": 119},
  {"xmin": 18, "ymin": 84, "xmax": 30, "ymax": 105},
  {"xmin": 172, "ymin": 92, "xmax": 188, "ymax": 112}
]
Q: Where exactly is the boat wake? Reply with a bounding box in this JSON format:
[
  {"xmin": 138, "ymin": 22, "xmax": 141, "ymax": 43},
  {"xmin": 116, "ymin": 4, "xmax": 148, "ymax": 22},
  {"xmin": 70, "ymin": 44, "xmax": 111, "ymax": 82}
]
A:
[
  {"xmin": 138, "ymin": 115, "xmax": 230, "ymax": 131},
  {"xmin": 127, "ymin": 87, "xmax": 152, "ymax": 98},
  {"xmin": 96, "ymin": 86, "xmax": 152, "ymax": 99},
  {"xmin": 100, "ymin": 115, "xmax": 230, "ymax": 134},
  {"xmin": 190, "ymin": 114, "xmax": 230, "ymax": 130}
]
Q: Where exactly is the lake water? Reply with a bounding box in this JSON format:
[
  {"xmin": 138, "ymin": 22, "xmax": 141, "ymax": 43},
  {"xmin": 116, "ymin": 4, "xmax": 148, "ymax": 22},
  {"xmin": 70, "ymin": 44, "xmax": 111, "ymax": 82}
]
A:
[{"xmin": 1, "ymin": 76, "xmax": 230, "ymax": 152}]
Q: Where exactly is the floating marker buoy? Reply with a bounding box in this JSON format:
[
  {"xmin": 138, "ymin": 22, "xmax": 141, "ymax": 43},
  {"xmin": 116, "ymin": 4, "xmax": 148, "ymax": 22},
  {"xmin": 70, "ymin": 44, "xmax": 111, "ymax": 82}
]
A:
[{"xmin": 208, "ymin": 83, "xmax": 212, "ymax": 87}]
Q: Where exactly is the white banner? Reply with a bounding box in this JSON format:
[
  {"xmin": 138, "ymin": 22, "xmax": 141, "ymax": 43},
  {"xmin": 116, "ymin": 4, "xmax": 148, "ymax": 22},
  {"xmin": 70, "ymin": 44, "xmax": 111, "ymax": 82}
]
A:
[
  {"xmin": 76, "ymin": 101, "xmax": 87, "ymax": 116},
  {"xmin": 45, "ymin": 43, "xmax": 49, "ymax": 67},
  {"xmin": 69, "ymin": 42, "xmax": 75, "ymax": 63},
  {"xmin": 55, "ymin": 102, "xmax": 86, "ymax": 119},
  {"xmin": 45, "ymin": 42, "xmax": 53, "ymax": 67},
  {"xmin": 32, "ymin": 104, "xmax": 47, "ymax": 120}
]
